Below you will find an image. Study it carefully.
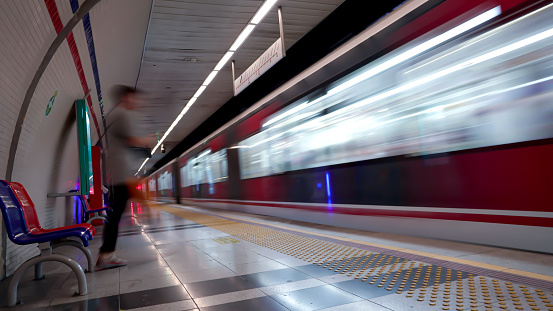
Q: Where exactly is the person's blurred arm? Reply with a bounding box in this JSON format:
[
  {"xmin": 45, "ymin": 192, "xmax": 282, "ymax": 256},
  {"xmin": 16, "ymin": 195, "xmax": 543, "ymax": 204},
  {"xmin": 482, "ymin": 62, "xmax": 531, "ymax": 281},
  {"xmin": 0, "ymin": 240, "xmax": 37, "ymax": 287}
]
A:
[{"xmin": 127, "ymin": 136, "xmax": 155, "ymax": 148}]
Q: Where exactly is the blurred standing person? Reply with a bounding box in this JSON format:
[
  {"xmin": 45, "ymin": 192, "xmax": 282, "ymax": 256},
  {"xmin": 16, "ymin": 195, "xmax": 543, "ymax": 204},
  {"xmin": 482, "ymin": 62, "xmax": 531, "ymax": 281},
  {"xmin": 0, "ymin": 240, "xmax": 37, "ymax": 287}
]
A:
[{"xmin": 96, "ymin": 86, "xmax": 150, "ymax": 270}]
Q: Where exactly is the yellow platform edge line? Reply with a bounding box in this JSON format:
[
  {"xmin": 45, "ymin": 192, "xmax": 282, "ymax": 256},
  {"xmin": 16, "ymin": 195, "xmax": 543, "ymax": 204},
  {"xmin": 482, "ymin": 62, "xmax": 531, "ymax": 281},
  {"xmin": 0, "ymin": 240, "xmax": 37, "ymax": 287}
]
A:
[{"xmin": 149, "ymin": 202, "xmax": 553, "ymax": 283}]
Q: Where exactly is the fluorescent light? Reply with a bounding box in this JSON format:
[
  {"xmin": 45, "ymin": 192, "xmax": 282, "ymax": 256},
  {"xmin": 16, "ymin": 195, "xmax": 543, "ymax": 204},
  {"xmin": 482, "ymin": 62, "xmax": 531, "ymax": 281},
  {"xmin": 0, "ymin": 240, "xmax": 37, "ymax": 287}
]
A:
[
  {"xmin": 214, "ymin": 51, "xmax": 234, "ymax": 70},
  {"xmin": 186, "ymin": 97, "xmax": 197, "ymax": 107},
  {"xmin": 202, "ymin": 71, "xmax": 219, "ymax": 86},
  {"xmin": 179, "ymin": 107, "xmax": 190, "ymax": 116},
  {"xmin": 193, "ymin": 85, "xmax": 207, "ymax": 98},
  {"xmin": 174, "ymin": 113, "xmax": 184, "ymax": 123},
  {"xmin": 136, "ymin": 158, "xmax": 149, "ymax": 175},
  {"xmin": 251, "ymin": 0, "xmax": 278, "ymax": 24},
  {"xmin": 230, "ymin": 24, "xmax": 256, "ymax": 51}
]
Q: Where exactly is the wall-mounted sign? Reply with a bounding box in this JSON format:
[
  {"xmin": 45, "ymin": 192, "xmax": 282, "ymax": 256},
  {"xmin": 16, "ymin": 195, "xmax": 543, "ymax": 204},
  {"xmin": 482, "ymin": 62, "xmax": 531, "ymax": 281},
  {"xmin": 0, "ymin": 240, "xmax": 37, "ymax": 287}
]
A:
[
  {"xmin": 45, "ymin": 89, "xmax": 58, "ymax": 116},
  {"xmin": 233, "ymin": 37, "xmax": 285, "ymax": 96}
]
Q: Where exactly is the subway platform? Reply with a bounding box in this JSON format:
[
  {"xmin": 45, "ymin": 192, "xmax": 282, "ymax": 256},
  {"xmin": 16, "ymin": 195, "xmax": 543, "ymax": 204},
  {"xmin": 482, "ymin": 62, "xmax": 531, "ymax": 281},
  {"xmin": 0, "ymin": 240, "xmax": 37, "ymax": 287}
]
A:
[{"xmin": 1, "ymin": 201, "xmax": 552, "ymax": 311}]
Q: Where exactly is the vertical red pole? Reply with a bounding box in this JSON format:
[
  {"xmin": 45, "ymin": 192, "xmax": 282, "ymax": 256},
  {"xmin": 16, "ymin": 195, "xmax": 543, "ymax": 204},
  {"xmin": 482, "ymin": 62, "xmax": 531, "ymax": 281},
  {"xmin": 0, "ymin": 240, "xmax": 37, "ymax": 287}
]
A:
[{"xmin": 89, "ymin": 146, "xmax": 103, "ymax": 212}]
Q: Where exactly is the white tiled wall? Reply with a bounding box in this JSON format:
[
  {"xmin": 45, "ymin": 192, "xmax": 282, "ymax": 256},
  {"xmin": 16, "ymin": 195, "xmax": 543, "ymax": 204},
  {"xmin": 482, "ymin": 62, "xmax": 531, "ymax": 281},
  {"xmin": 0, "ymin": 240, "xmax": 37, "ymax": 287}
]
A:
[
  {"xmin": 0, "ymin": 0, "xmax": 152, "ymax": 277},
  {"xmin": 0, "ymin": 0, "xmax": 99, "ymax": 276}
]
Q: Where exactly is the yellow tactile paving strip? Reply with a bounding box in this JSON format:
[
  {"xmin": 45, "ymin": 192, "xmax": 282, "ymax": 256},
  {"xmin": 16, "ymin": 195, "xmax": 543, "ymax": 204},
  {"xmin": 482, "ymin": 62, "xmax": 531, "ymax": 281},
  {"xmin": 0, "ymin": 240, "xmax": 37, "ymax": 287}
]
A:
[
  {"xmin": 173, "ymin": 201, "xmax": 553, "ymax": 284},
  {"xmin": 151, "ymin": 203, "xmax": 553, "ymax": 310}
]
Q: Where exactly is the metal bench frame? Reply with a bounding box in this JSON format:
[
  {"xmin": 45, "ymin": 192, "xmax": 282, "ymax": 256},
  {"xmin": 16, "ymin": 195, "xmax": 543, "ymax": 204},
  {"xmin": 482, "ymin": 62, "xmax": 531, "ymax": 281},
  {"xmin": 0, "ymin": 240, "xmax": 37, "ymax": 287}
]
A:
[
  {"xmin": 69, "ymin": 189, "xmax": 110, "ymax": 224},
  {"xmin": 11, "ymin": 182, "xmax": 95, "ymax": 274},
  {"xmin": 0, "ymin": 180, "xmax": 93, "ymax": 306}
]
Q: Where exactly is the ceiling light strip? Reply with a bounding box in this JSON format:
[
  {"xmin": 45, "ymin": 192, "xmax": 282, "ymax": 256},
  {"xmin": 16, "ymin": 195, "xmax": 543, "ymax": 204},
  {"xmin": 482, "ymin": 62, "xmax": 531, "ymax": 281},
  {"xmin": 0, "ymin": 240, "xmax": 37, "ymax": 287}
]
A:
[
  {"xmin": 214, "ymin": 51, "xmax": 235, "ymax": 71},
  {"xmin": 230, "ymin": 24, "xmax": 256, "ymax": 51},
  {"xmin": 251, "ymin": 0, "xmax": 278, "ymax": 24},
  {"xmin": 137, "ymin": 0, "xmax": 280, "ymax": 175},
  {"xmin": 203, "ymin": 71, "xmax": 219, "ymax": 86}
]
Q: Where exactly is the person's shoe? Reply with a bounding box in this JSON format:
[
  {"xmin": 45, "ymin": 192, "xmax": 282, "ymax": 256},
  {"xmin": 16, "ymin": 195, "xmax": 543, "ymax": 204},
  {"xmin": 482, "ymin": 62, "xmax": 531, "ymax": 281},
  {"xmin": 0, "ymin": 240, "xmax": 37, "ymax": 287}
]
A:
[{"xmin": 95, "ymin": 254, "xmax": 127, "ymax": 271}]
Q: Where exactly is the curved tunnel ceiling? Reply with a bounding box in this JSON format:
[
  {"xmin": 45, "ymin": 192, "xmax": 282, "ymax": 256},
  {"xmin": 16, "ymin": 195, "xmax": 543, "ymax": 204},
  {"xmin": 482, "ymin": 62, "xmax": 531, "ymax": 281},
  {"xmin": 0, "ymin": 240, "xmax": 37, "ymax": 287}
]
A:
[{"xmin": 135, "ymin": 0, "xmax": 346, "ymax": 173}]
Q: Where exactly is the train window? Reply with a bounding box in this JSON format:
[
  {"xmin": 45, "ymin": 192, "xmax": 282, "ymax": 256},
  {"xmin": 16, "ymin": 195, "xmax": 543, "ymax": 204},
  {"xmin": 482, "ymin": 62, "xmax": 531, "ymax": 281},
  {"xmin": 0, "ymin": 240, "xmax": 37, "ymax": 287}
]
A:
[
  {"xmin": 210, "ymin": 149, "xmax": 228, "ymax": 183},
  {"xmin": 158, "ymin": 171, "xmax": 172, "ymax": 197},
  {"xmin": 184, "ymin": 149, "xmax": 228, "ymax": 187},
  {"xmin": 148, "ymin": 178, "xmax": 156, "ymax": 193},
  {"xmin": 180, "ymin": 165, "xmax": 189, "ymax": 188},
  {"xmin": 238, "ymin": 4, "xmax": 553, "ymax": 179}
]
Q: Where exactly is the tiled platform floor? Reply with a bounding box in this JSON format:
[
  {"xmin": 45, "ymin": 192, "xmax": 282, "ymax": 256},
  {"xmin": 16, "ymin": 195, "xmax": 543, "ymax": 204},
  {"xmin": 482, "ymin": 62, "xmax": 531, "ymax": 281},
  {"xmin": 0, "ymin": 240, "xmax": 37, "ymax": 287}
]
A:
[{"xmin": 0, "ymin": 201, "xmax": 552, "ymax": 310}]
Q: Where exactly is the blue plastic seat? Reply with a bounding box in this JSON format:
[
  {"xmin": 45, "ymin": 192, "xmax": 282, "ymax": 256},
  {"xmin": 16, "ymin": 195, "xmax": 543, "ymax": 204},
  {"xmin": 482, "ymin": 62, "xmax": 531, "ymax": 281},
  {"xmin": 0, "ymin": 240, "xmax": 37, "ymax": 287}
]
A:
[
  {"xmin": 0, "ymin": 181, "xmax": 93, "ymax": 246},
  {"xmin": 0, "ymin": 180, "xmax": 92, "ymax": 306}
]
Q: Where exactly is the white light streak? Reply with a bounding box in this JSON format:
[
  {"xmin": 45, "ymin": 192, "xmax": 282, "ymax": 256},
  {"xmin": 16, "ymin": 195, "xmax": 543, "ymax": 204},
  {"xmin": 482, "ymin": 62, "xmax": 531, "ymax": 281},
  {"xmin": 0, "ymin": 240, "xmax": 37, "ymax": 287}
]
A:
[
  {"xmin": 214, "ymin": 51, "xmax": 234, "ymax": 71},
  {"xmin": 259, "ymin": 6, "xmax": 501, "ymax": 131},
  {"xmin": 202, "ymin": 71, "xmax": 219, "ymax": 86},
  {"xmin": 197, "ymin": 149, "xmax": 211, "ymax": 159},
  {"xmin": 135, "ymin": 158, "xmax": 149, "ymax": 176},
  {"xmin": 263, "ymin": 101, "xmax": 310, "ymax": 127},
  {"xmin": 186, "ymin": 97, "xmax": 197, "ymax": 108},
  {"xmin": 251, "ymin": 0, "xmax": 278, "ymax": 24},
  {"xmin": 193, "ymin": 85, "xmax": 207, "ymax": 98},
  {"xmin": 230, "ymin": 24, "xmax": 256, "ymax": 51},
  {"xmin": 328, "ymin": 6, "xmax": 501, "ymax": 96}
]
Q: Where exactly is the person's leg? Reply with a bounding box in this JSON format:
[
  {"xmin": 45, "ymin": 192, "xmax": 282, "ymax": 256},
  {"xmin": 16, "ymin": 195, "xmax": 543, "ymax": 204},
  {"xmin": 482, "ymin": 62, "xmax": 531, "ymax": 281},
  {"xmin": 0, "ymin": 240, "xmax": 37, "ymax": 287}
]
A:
[{"xmin": 97, "ymin": 184, "xmax": 128, "ymax": 270}]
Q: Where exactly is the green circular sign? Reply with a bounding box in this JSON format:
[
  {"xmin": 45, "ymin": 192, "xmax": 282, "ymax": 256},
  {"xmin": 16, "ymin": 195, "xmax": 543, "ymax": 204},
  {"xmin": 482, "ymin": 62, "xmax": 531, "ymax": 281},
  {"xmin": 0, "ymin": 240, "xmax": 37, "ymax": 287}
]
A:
[{"xmin": 45, "ymin": 89, "xmax": 58, "ymax": 116}]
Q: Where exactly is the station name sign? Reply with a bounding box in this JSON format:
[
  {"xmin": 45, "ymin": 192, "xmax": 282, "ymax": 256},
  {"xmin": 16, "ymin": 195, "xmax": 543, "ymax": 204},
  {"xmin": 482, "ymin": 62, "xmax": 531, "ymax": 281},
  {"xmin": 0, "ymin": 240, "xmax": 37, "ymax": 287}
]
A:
[{"xmin": 234, "ymin": 37, "xmax": 284, "ymax": 96}]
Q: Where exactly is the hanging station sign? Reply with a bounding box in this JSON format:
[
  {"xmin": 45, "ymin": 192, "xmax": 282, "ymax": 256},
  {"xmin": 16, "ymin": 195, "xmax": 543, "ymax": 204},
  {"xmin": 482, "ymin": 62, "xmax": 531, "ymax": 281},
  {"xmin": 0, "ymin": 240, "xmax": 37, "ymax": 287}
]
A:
[
  {"xmin": 233, "ymin": 37, "xmax": 285, "ymax": 96},
  {"xmin": 232, "ymin": 7, "xmax": 287, "ymax": 96}
]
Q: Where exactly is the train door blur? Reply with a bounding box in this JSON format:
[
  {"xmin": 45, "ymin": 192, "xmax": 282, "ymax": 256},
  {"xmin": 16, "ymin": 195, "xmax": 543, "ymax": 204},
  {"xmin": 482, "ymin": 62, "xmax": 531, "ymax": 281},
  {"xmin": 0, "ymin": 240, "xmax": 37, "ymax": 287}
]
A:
[
  {"xmin": 190, "ymin": 159, "xmax": 203, "ymax": 198},
  {"xmin": 172, "ymin": 161, "xmax": 180, "ymax": 204},
  {"xmin": 227, "ymin": 147, "xmax": 241, "ymax": 200}
]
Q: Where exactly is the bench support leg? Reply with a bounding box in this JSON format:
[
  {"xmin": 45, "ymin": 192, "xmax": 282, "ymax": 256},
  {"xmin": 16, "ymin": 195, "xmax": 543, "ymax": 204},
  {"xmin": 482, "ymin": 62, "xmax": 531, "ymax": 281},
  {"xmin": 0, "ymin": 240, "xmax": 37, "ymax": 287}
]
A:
[
  {"xmin": 86, "ymin": 214, "xmax": 108, "ymax": 224},
  {"xmin": 33, "ymin": 242, "xmax": 50, "ymax": 280},
  {"xmin": 52, "ymin": 239, "xmax": 94, "ymax": 273},
  {"xmin": 34, "ymin": 262, "xmax": 44, "ymax": 280},
  {"xmin": 8, "ymin": 245, "xmax": 88, "ymax": 307}
]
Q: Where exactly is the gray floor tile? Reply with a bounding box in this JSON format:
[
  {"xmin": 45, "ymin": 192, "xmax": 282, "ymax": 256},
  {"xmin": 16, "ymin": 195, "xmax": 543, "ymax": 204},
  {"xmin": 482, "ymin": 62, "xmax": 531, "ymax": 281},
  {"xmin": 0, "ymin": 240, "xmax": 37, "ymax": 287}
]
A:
[
  {"xmin": 194, "ymin": 288, "xmax": 266, "ymax": 308},
  {"xmin": 199, "ymin": 296, "xmax": 288, "ymax": 311},
  {"xmin": 184, "ymin": 276, "xmax": 255, "ymax": 298},
  {"xmin": 212, "ymin": 252, "xmax": 271, "ymax": 266},
  {"xmin": 168, "ymin": 257, "xmax": 227, "ymax": 273},
  {"xmin": 330, "ymin": 279, "xmax": 392, "ymax": 299},
  {"xmin": 317, "ymin": 300, "xmax": 393, "ymax": 311},
  {"xmin": 119, "ymin": 265, "xmax": 174, "ymax": 282},
  {"xmin": 46, "ymin": 295, "xmax": 119, "ymax": 311},
  {"xmin": 241, "ymin": 268, "xmax": 312, "ymax": 287},
  {"xmin": 176, "ymin": 267, "xmax": 237, "ymax": 283},
  {"xmin": 270, "ymin": 285, "xmax": 363, "ymax": 311},
  {"xmin": 120, "ymin": 274, "xmax": 181, "ymax": 294},
  {"xmin": 226, "ymin": 260, "xmax": 288, "ymax": 275},
  {"xmin": 259, "ymin": 279, "xmax": 326, "ymax": 296},
  {"xmin": 129, "ymin": 300, "xmax": 197, "ymax": 311},
  {"xmin": 293, "ymin": 264, "xmax": 339, "ymax": 278},
  {"xmin": 119, "ymin": 285, "xmax": 191, "ymax": 310}
]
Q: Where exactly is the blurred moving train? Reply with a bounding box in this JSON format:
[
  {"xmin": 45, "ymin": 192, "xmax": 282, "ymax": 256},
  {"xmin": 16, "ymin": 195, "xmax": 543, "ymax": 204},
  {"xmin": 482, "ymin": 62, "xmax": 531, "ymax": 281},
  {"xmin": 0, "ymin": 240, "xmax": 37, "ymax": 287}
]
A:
[{"xmin": 140, "ymin": 0, "xmax": 553, "ymax": 253}]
